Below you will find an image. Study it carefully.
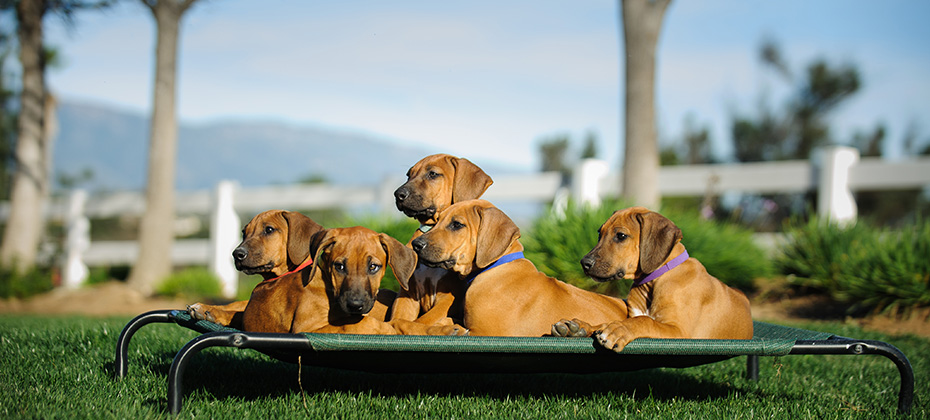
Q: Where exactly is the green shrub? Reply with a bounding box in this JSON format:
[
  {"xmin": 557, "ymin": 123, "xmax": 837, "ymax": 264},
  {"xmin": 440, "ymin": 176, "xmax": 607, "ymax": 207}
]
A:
[
  {"xmin": 0, "ymin": 264, "xmax": 54, "ymax": 299},
  {"xmin": 522, "ymin": 200, "xmax": 769, "ymax": 297},
  {"xmin": 156, "ymin": 267, "xmax": 222, "ymax": 300},
  {"xmin": 777, "ymin": 217, "xmax": 930, "ymax": 314}
]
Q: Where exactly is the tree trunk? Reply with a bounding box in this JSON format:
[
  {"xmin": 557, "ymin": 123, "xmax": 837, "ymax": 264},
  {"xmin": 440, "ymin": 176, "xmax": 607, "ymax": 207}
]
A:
[
  {"xmin": 0, "ymin": 0, "xmax": 51, "ymax": 272},
  {"xmin": 126, "ymin": 0, "xmax": 195, "ymax": 295},
  {"xmin": 620, "ymin": 0, "xmax": 671, "ymax": 209}
]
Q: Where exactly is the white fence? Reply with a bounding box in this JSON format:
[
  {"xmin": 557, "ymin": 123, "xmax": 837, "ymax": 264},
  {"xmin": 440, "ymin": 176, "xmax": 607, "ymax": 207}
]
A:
[{"xmin": 9, "ymin": 146, "xmax": 929, "ymax": 297}]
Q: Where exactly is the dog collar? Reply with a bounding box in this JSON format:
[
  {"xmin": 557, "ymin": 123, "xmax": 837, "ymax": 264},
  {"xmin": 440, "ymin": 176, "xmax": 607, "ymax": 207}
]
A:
[
  {"xmin": 262, "ymin": 257, "xmax": 314, "ymax": 283},
  {"xmin": 632, "ymin": 248, "xmax": 689, "ymax": 287},
  {"xmin": 418, "ymin": 224, "xmax": 433, "ymax": 233},
  {"xmin": 465, "ymin": 251, "xmax": 524, "ymax": 287}
]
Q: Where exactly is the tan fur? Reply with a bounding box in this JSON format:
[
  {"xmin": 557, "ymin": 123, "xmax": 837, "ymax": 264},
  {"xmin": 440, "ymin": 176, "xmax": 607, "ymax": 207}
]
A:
[
  {"xmin": 390, "ymin": 154, "xmax": 491, "ymax": 335},
  {"xmin": 552, "ymin": 207, "xmax": 754, "ymax": 352},
  {"xmin": 411, "ymin": 199, "xmax": 629, "ymax": 337}
]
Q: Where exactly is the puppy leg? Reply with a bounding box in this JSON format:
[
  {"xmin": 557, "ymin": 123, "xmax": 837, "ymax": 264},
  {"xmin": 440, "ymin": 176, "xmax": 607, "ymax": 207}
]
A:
[{"xmin": 187, "ymin": 300, "xmax": 249, "ymax": 327}]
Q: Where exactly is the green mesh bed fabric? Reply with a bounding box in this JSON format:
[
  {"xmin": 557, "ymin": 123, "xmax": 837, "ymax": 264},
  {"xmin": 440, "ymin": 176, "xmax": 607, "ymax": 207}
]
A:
[{"xmin": 167, "ymin": 310, "xmax": 832, "ymax": 357}]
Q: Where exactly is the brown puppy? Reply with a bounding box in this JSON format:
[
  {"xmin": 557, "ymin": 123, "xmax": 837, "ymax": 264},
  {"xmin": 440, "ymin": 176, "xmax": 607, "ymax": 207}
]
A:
[
  {"xmin": 390, "ymin": 154, "xmax": 492, "ymax": 334},
  {"xmin": 550, "ymin": 206, "xmax": 754, "ymax": 352},
  {"xmin": 411, "ymin": 199, "xmax": 629, "ymax": 336},
  {"xmin": 187, "ymin": 210, "xmax": 323, "ymax": 330},
  {"xmin": 290, "ymin": 227, "xmax": 416, "ymax": 334}
]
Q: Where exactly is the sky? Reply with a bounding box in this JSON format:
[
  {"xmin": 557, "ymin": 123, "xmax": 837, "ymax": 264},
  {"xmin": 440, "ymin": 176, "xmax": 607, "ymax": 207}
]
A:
[{"xmin": 38, "ymin": 0, "xmax": 930, "ymax": 173}]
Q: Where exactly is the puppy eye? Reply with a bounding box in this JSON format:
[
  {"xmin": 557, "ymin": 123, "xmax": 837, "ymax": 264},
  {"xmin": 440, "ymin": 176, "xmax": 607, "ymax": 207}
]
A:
[
  {"xmin": 614, "ymin": 232, "xmax": 628, "ymax": 242},
  {"xmin": 333, "ymin": 262, "xmax": 346, "ymax": 272},
  {"xmin": 427, "ymin": 170, "xmax": 441, "ymax": 180},
  {"xmin": 264, "ymin": 226, "xmax": 275, "ymax": 235},
  {"xmin": 449, "ymin": 220, "xmax": 465, "ymax": 231},
  {"xmin": 368, "ymin": 263, "xmax": 381, "ymax": 274}
]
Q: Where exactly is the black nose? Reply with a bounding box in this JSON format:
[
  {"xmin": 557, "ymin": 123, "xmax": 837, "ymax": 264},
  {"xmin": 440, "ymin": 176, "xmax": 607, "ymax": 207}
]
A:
[
  {"xmin": 394, "ymin": 187, "xmax": 409, "ymax": 202},
  {"xmin": 580, "ymin": 255, "xmax": 595, "ymax": 271},
  {"xmin": 411, "ymin": 237, "xmax": 426, "ymax": 253},
  {"xmin": 232, "ymin": 247, "xmax": 248, "ymax": 261}
]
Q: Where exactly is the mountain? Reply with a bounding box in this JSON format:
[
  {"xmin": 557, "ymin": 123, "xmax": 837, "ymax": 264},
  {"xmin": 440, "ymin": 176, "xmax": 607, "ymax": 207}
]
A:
[{"xmin": 53, "ymin": 101, "xmax": 449, "ymax": 191}]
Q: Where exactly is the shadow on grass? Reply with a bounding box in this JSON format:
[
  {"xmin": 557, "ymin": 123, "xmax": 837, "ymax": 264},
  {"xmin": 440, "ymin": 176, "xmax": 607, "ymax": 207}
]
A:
[{"xmin": 129, "ymin": 350, "xmax": 781, "ymax": 407}]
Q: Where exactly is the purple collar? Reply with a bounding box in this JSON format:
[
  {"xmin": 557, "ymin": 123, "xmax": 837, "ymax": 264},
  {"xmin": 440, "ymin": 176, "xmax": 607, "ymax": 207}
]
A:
[
  {"xmin": 466, "ymin": 251, "xmax": 524, "ymax": 287},
  {"xmin": 632, "ymin": 249, "xmax": 689, "ymax": 287}
]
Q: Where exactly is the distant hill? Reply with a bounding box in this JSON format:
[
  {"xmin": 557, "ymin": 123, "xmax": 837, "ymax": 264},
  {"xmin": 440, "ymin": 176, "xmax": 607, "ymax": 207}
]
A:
[{"xmin": 53, "ymin": 101, "xmax": 458, "ymax": 191}]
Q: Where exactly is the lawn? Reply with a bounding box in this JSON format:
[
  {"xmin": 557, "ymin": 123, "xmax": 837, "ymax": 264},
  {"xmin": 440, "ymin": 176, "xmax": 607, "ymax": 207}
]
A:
[{"xmin": 1, "ymin": 314, "xmax": 926, "ymax": 419}]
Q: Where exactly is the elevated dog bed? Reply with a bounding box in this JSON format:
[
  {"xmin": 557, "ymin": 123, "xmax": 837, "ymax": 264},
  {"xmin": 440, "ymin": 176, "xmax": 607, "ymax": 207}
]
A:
[{"xmin": 114, "ymin": 309, "xmax": 914, "ymax": 414}]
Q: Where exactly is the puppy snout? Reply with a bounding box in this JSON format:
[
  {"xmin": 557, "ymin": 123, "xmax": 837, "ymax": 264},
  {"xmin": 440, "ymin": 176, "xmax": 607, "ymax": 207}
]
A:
[
  {"xmin": 394, "ymin": 186, "xmax": 409, "ymax": 202},
  {"xmin": 232, "ymin": 246, "xmax": 248, "ymax": 262},
  {"xmin": 580, "ymin": 255, "xmax": 596, "ymax": 272},
  {"xmin": 341, "ymin": 291, "xmax": 372, "ymax": 315},
  {"xmin": 411, "ymin": 237, "xmax": 427, "ymax": 253}
]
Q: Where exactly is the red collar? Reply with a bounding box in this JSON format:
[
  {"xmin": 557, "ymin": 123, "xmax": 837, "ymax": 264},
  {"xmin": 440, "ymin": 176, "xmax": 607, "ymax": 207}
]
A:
[{"xmin": 262, "ymin": 258, "xmax": 314, "ymax": 283}]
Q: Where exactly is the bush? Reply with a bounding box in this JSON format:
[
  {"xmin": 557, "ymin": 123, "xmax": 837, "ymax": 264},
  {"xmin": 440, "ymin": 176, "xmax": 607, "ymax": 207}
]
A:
[
  {"xmin": 777, "ymin": 217, "xmax": 930, "ymax": 314},
  {"xmin": 522, "ymin": 200, "xmax": 769, "ymax": 297},
  {"xmin": 0, "ymin": 264, "xmax": 54, "ymax": 299},
  {"xmin": 156, "ymin": 267, "xmax": 222, "ymax": 300}
]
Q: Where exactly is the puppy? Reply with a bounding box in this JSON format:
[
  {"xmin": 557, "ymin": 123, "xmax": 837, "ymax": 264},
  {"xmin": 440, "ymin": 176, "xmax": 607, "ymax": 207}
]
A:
[
  {"xmin": 411, "ymin": 199, "xmax": 629, "ymax": 336},
  {"xmin": 551, "ymin": 207, "xmax": 754, "ymax": 352},
  {"xmin": 390, "ymin": 154, "xmax": 492, "ymax": 334}
]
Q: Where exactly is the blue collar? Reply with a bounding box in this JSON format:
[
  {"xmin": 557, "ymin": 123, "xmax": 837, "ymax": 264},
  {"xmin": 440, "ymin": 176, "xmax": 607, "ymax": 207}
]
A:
[{"xmin": 465, "ymin": 251, "xmax": 524, "ymax": 287}]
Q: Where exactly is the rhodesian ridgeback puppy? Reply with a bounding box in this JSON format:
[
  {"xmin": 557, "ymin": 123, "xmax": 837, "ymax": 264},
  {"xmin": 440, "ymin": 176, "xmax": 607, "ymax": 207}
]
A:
[
  {"xmin": 550, "ymin": 206, "xmax": 754, "ymax": 352},
  {"xmin": 390, "ymin": 154, "xmax": 492, "ymax": 335},
  {"xmin": 188, "ymin": 211, "xmax": 395, "ymax": 332},
  {"xmin": 290, "ymin": 226, "xmax": 415, "ymax": 334},
  {"xmin": 411, "ymin": 199, "xmax": 629, "ymax": 336},
  {"xmin": 187, "ymin": 210, "xmax": 324, "ymax": 331}
]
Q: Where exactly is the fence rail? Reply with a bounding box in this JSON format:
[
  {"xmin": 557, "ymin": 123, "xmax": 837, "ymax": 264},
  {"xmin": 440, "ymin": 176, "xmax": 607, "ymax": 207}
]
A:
[{"xmin": 5, "ymin": 146, "xmax": 927, "ymax": 297}]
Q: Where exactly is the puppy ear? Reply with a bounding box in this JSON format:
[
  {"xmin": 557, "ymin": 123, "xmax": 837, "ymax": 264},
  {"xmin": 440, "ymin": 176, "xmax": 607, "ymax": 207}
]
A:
[
  {"xmin": 450, "ymin": 156, "xmax": 493, "ymax": 203},
  {"xmin": 304, "ymin": 229, "xmax": 335, "ymax": 287},
  {"xmin": 379, "ymin": 233, "xmax": 417, "ymax": 290},
  {"xmin": 475, "ymin": 205, "xmax": 520, "ymax": 268},
  {"xmin": 636, "ymin": 211, "xmax": 682, "ymax": 274},
  {"xmin": 282, "ymin": 211, "xmax": 324, "ymax": 268}
]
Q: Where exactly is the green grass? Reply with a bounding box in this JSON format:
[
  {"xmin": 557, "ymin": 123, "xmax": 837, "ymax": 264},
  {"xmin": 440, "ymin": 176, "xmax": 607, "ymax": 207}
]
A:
[{"xmin": 1, "ymin": 315, "xmax": 926, "ymax": 418}]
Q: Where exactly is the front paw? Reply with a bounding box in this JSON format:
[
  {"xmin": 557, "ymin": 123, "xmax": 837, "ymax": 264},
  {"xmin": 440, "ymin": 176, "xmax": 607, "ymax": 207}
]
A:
[
  {"xmin": 594, "ymin": 322, "xmax": 634, "ymax": 353},
  {"xmin": 550, "ymin": 319, "xmax": 590, "ymax": 338},
  {"xmin": 427, "ymin": 324, "xmax": 469, "ymax": 336},
  {"xmin": 187, "ymin": 303, "xmax": 216, "ymax": 323}
]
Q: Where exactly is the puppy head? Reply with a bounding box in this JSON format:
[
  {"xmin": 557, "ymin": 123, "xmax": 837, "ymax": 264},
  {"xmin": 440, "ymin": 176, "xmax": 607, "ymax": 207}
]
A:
[
  {"xmin": 410, "ymin": 199, "xmax": 520, "ymax": 278},
  {"xmin": 232, "ymin": 210, "xmax": 322, "ymax": 278},
  {"xmin": 580, "ymin": 207, "xmax": 682, "ymax": 283},
  {"xmin": 307, "ymin": 227, "xmax": 416, "ymax": 315},
  {"xmin": 393, "ymin": 154, "xmax": 493, "ymax": 224}
]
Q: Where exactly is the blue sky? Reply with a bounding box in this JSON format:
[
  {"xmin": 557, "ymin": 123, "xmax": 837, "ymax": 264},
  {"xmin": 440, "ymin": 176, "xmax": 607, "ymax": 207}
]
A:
[{"xmin": 42, "ymin": 0, "xmax": 930, "ymax": 172}]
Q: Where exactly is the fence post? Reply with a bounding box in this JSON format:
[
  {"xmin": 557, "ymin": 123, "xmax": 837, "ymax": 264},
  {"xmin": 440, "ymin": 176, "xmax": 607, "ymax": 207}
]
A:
[
  {"xmin": 62, "ymin": 189, "xmax": 90, "ymax": 289},
  {"xmin": 817, "ymin": 146, "xmax": 859, "ymax": 224},
  {"xmin": 572, "ymin": 159, "xmax": 609, "ymax": 207},
  {"xmin": 208, "ymin": 181, "xmax": 241, "ymax": 299}
]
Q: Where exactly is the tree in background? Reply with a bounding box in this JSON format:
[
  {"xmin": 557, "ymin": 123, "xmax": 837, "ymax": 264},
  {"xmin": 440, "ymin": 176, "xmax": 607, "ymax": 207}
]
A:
[
  {"xmin": 0, "ymin": 28, "xmax": 17, "ymax": 200},
  {"xmin": 619, "ymin": 0, "xmax": 671, "ymax": 209},
  {"xmin": 126, "ymin": 0, "xmax": 199, "ymax": 295}
]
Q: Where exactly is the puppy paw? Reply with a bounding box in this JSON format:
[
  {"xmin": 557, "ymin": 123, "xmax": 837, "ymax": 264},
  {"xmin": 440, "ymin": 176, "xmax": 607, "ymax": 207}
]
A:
[
  {"xmin": 594, "ymin": 322, "xmax": 634, "ymax": 353},
  {"xmin": 427, "ymin": 324, "xmax": 469, "ymax": 336},
  {"xmin": 550, "ymin": 319, "xmax": 590, "ymax": 338},
  {"xmin": 186, "ymin": 303, "xmax": 216, "ymax": 323}
]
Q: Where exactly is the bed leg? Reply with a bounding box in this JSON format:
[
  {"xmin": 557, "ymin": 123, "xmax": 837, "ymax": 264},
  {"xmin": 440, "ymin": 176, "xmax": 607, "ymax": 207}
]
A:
[
  {"xmin": 167, "ymin": 332, "xmax": 238, "ymax": 415},
  {"xmin": 114, "ymin": 310, "xmax": 174, "ymax": 378},
  {"xmin": 746, "ymin": 355, "xmax": 759, "ymax": 381}
]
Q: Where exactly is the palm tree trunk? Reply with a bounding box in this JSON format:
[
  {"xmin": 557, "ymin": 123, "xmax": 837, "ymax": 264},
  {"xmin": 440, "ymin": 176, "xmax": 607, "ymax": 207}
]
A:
[
  {"xmin": 620, "ymin": 0, "xmax": 671, "ymax": 209},
  {"xmin": 0, "ymin": 0, "xmax": 51, "ymax": 272}
]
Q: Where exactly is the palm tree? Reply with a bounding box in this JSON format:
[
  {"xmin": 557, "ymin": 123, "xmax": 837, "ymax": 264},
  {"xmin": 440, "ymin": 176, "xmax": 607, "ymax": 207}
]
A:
[
  {"xmin": 619, "ymin": 0, "xmax": 671, "ymax": 209},
  {"xmin": 125, "ymin": 0, "xmax": 198, "ymax": 295}
]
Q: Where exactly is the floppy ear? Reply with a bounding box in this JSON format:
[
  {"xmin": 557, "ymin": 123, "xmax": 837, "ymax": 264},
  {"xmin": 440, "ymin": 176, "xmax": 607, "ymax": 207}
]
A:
[
  {"xmin": 282, "ymin": 211, "xmax": 324, "ymax": 268},
  {"xmin": 475, "ymin": 205, "xmax": 520, "ymax": 268},
  {"xmin": 450, "ymin": 156, "xmax": 493, "ymax": 203},
  {"xmin": 304, "ymin": 229, "xmax": 335, "ymax": 287},
  {"xmin": 636, "ymin": 211, "xmax": 682, "ymax": 274},
  {"xmin": 379, "ymin": 233, "xmax": 417, "ymax": 290}
]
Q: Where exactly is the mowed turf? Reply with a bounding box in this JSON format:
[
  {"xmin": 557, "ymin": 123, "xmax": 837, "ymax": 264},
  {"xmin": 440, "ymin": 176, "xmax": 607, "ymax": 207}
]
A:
[{"xmin": 1, "ymin": 314, "xmax": 926, "ymax": 419}]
